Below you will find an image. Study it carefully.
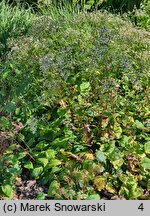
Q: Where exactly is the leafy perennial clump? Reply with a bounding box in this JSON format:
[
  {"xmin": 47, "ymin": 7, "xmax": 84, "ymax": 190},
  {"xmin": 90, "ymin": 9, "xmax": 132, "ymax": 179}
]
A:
[{"xmin": 0, "ymin": 11, "xmax": 150, "ymax": 200}]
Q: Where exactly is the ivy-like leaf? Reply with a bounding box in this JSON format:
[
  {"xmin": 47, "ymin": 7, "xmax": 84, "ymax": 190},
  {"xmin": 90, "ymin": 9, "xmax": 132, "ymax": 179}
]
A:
[
  {"xmin": 141, "ymin": 157, "xmax": 150, "ymax": 170},
  {"xmin": 31, "ymin": 166, "xmax": 43, "ymax": 178},
  {"xmin": 133, "ymin": 120, "xmax": 145, "ymax": 130},
  {"xmin": 1, "ymin": 184, "xmax": 13, "ymax": 198},
  {"xmin": 48, "ymin": 180, "xmax": 60, "ymax": 197},
  {"xmin": 86, "ymin": 194, "xmax": 100, "ymax": 200},
  {"xmin": 37, "ymin": 158, "xmax": 48, "ymax": 167},
  {"xmin": 24, "ymin": 161, "xmax": 33, "ymax": 170},
  {"xmin": 45, "ymin": 159, "xmax": 62, "ymax": 170},
  {"xmin": 144, "ymin": 141, "xmax": 150, "ymax": 154}
]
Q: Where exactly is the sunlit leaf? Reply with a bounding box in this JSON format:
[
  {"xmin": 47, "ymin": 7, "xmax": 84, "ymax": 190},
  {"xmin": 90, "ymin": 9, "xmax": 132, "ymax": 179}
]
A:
[
  {"xmin": 86, "ymin": 194, "xmax": 100, "ymax": 200},
  {"xmin": 141, "ymin": 157, "xmax": 150, "ymax": 170},
  {"xmin": 45, "ymin": 159, "xmax": 62, "ymax": 169},
  {"xmin": 31, "ymin": 166, "xmax": 43, "ymax": 178},
  {"xmin": 1, "ymin": 184, "xmax": 13, "ymax": 198},
  {"xmin": 133, "ymin": 120, "xmax": 145, "ymax": 130},
  {"xmin": 144, "ymin": 141, "xmax": 150, "ymax": 154},
  {"xmin": 37, "ymin": 192, "xmax": 46, "ymax": 200},
  {"xmin": 45, "ymin": 149, "xmax": 56, "ymax": 159},
  {"xmin": 48, "ymin": 180, "xmax": 60, "ymax": 197},
  {"xmin": 24, "ymin": 161, "xmax": 33, "ymax": 170},
  {"xmin": 37, "ymin": 158, "xmax": 48, "ymax": 167},
  {"xmin": 80, "ymin": 82, "xmax": 91, "ymax": 94}
]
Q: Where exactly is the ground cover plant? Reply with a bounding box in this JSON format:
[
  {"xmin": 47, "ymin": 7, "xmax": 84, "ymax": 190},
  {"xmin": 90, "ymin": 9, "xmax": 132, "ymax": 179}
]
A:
[{"xmin": 0, "ymin": 1, "xmax": 150, "ymax": 199}]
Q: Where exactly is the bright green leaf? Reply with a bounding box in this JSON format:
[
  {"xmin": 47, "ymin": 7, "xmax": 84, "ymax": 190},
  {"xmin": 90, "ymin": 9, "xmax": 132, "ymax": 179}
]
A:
[
  {"xmin": 86, "ymin": 194, "xmax": 100, "ymax": 200},
  {"xmin": 37, "ymin": 192, "xmax": 46, "ymax": 200},
  {"xmin": 48, "ymin": 180, "xmax": 60, "ymax": 197},
  {"xmin": 141, "ymin": 157, "xmax": 150, "ymax": 170},
  {"xmin": 45, "ymin": 159, "xmax": 62, "ymax": 169},
  {"xmin": 45, "ymin": 149, "xmax": 56, "ymax": 159},
  {"xmin": 1, "ymin": 184, "xmax": 13, "ymax": 198},
  {"xmin": 31, "ymin": 166, "xmax": 43, "ymax": 178},
  {"xmin": 37, "ymin": 158, "xmax": 48, "ymax": 167},
  {"xmin": 80, "ymin": 82, "xmax": 90, "ymax": 93},
  {"xmin": 24, "ymin": 161, "xmax": 33, "ymax": 170},
  {"xmin": 133, "ymin": 120, "xmax": 145, "ymax": 130},
  {"xmin": 17, "ymin": 152, "xmax": 27, "ymax": 159},
  {"xmin": 144, "ymin": 141, "xmax": 150, "ymax": 154}
]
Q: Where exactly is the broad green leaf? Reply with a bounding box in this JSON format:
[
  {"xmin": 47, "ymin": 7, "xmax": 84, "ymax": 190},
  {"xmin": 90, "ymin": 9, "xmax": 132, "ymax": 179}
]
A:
[
  {"xmin": 2, "ymin": 71, "xmax": 9, "ymax": 79},
  {"xmin": 0, "ymin": 116, "xmax": 10, "ymax": 129},
  {"xmin": 106, "ymin": 182, "xmax": 116, "ymax": 194},
  {"xmin": 133, "ymin": 120, "xmax": 145, "ymax": 130},
  {"xmin": 15, "ymin": 108, "xmax": 20, "ymax": 115},
  {"xmin": 144, "ymin": 141, "xmax": 150, "ymax": 154},
  {"xmin": 130, "ymin": 187, "xmax": 143, "ymax": 199},
  {"xmin": 1, "ymin": 184, "xmax": 13, "ymax": 198},
  {"xmin": 141, "ymin": 157, "xmax": 150, "ymax": 170},
  {"xmin": 86, "ymin": 194, "xmax": 100, "ymax": 200},
  {"xmin": 80, "ymin": 82, "xmax": 91, "ymax": 93},
  {"xmin": 17, "ymin": 151, "xmax": 27, "ymax": 159},
  {"xmin": 37, "ymin": 192, "xmax": 46, "ymax": 200},
  {"xmin": 100, "ymin": 141, "xmax": 115, "ymax": 155},
  {"xmin": 45, "ymin": 149, "xmax": 56, "ymax": 159},
  {"xmin": 96, "ymin": 151, "xmax": 106, "ymax": 163},
  {"xmin": 48, "ymin": 180, "xmax": 60, "ymax": 197},
  {"xmin": 37, "ymin": 158, "xmax": 48, "ymax": 167},
  {"xmin": 51, "ymin": 137, "xmax": 69, "ymax": 148},
  {"xmin": 7, "ymin": 103, "xmax": 16, "ymax": 112},
  {"xmin": 119, "ymin": 186, "xmax": 129, "ymax": 199},
  {"xmin": 51, "ymin": 167, "xmax": 61, "ymax": 174},
  {"xmin": 57, "ymin": 108, "xmax": 66, "ymax": 117},
  {"xmin": 35, "ymin": 142, "xmax": 49, "ymax": 150},
  {"xmin": 45, "ymin": 159, "xmax": 62, "ymax": 169},
  {"xmin": 31, "ymin": 166, "xmax": 43, "ymax": 178},
  {"xmin": 111, "ymin": 158, "xmax": 124, "ymax": 169},
  {"xmin": 24, "ymin": 161, "xmax": 33, "ymax": 170},
  {"xmin": 118, "ymin": 174, "xmax": 128, "ymax": 184}
]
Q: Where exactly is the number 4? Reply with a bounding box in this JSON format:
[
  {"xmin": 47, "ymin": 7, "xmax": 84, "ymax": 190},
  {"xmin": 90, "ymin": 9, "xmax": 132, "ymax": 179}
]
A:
[{"xmin": 138, "ymin": 203, "xmax": 144, "ymax": 211}]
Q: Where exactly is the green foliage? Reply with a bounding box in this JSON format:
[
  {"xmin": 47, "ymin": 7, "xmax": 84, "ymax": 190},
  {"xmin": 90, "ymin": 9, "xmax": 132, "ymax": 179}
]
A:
[
  {"xmin": 0, "ymin": 0, "xmax": 33, "ymax": 60},
  {"xmin": 1, "ymin": 184, "xmax": 13, "ymax": 199},
  {"xmin": 97, "ymin": 0, "xmax": 144, "ymax": 12},
  {"xmin": 0, "ymin": 2, "xmax": 150, "ymax": 200},
  {"xmin": 0, "ymin": 147, "xmax": 23, "ymax": 199},
  {"xmin": 133, "ymin": 1, "xmax": 150, "ymax": 31},
  {"xmin": 4, "ymin": 0, "xmax": 39, "ymax": 8}
]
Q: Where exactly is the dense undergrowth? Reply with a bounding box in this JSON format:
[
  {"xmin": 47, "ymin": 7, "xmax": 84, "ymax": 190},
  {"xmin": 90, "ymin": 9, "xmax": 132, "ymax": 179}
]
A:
[{"xmin": 0, "ymin": 0, "xmax": 150, "ymax": 199}]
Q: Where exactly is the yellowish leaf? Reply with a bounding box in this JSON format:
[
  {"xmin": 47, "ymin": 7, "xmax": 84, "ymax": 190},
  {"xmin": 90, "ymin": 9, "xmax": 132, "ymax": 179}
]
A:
[
  {"xmin": 93, "ymin": 176, "xmax": 106, "ymax": 191},
  {"xmin": 84, "ymin": 153, "xmax": 95, "ymax": 160}
]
